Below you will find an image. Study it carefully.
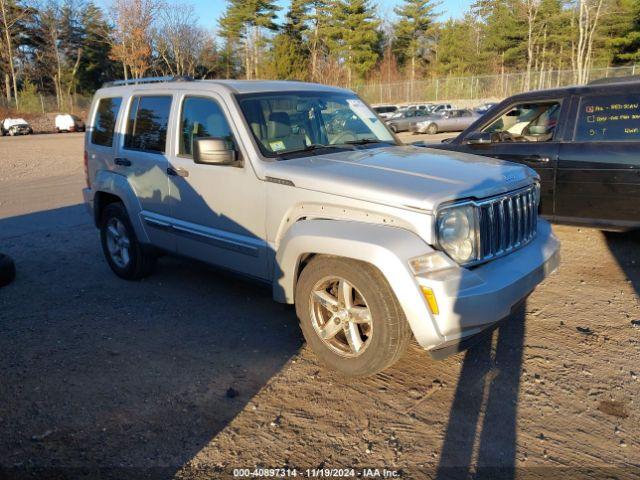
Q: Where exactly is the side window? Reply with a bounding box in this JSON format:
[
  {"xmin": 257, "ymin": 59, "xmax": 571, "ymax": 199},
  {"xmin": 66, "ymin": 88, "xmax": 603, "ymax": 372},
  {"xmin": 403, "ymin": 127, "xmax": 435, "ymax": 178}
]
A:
[
  {"xmin": 179, "ymin": 96, "xmax": 233, "ymax": 156},
  {"xmin": 483, "ymin": 101, "xmax": 560, "ymax": 142},
  {"xmin": 124, "ymin": 95, "xmax": 172, "ymax": 153},
  {"xmin": 575, "ymin": 94, "xmax": 640, "ymax": 142},
  {"xmin": 91, "ymin": 97, "xmax": 122, "ymax": 147}
]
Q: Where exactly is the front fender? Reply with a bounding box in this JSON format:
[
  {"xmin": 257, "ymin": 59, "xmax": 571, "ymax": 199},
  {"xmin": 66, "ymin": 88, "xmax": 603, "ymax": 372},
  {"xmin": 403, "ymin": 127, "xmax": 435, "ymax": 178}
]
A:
[{"xmin": 274, "ymin": 220, "xmax": 444, "ymax": 348}]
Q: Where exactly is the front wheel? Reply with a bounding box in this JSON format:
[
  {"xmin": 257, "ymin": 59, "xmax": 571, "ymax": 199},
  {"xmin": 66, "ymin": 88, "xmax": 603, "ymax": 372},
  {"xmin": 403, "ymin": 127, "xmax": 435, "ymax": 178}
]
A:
[
  {"xmin": 100, "ymin": 202, "xmax": 155, "ymax": 280},
  {"xmin": 295, "ymin": 257, "xmax": 412, "ymax": 377},
  {"xmin": 426, "ymin": 123, "xmax": 438, "ymax": 134}
]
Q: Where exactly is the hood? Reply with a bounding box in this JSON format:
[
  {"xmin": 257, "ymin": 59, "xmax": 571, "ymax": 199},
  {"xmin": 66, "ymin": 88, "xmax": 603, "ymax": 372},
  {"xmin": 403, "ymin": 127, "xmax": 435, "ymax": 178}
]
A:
[{"xmin": 263, "ymin": 145, "xmax": 537, "ymax": 212}]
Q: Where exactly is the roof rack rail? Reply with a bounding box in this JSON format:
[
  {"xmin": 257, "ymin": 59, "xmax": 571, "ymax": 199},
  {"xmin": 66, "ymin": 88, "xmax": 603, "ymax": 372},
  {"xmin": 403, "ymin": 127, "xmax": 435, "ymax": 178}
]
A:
[
  {"xmin": 102, "ymin": 76, "xmax": 194, "ymax": 88},
  {"xmin": 588, "ymin": 75, "xmax": 640, "ymax": 86}
]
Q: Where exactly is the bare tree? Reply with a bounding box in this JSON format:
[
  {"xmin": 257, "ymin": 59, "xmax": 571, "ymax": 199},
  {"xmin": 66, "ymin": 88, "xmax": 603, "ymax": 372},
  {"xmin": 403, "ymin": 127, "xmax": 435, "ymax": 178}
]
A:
[
  {"xmin": 0, "ymin": 0, "xmax": 29, "ymax": 105},
  {"xmin": 108, "ymin": 0, "xmax": 160, "ymax": 79},
  {"xmin": 154, "ymin": 3, "xmax": 205, "ymax": 77},
  {"xmin": 523, "ymin": 0, "xmax": 542, "ymax": 91},
  {"xmin": 571, "ymin": 0, "xmax": 604, "ymax": 84}
]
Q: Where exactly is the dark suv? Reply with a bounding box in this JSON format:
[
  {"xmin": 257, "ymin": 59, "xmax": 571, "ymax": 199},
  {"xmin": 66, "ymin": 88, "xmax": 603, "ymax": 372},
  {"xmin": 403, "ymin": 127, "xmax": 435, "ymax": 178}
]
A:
[{"xmin": 421, "ymin": 77, "xmax": 640, "ymax": 231}]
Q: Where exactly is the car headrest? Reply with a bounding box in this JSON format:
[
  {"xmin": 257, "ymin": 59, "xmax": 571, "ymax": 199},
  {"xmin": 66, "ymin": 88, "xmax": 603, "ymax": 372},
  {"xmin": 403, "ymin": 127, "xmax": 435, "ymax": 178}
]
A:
[{"xmin": 268, "ymin": 112, "xmax": 292, "ymax": 138}]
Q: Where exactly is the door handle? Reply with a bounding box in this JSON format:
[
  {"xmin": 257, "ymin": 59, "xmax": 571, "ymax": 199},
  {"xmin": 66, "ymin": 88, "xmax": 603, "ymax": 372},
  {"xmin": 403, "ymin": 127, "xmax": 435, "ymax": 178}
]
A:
[
  {"xmin": 522, "ymin": 155, "xmax": 550, "ymax": 164},
  {"xmin": 114, "ymin": 157, "xmax": 131, "ymax": 167},
  {"xmin": 167, "ymin": 167, "xmax": 189, "ymax": 177}
]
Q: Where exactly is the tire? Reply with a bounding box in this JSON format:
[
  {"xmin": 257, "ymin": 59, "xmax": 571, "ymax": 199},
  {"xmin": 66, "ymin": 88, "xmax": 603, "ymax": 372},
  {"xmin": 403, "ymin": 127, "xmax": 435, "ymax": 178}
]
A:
[
  {"xmin": 426, "ymin": 123, "xmax": 438, "ymax": 134},
  {"xmin": 0, "ymin": 253, "xmax": 16, "ymax": 287},
  {"xmin": 295, "ymin": 256, "xmax": 412, "ymax": 377},
  {"xmin": 8, "ymin": 128, "xmax": 15, "ymax": 136},
  {"xmin": 99, "ymin": 202, "xmax": 155, "ymax": 280}
]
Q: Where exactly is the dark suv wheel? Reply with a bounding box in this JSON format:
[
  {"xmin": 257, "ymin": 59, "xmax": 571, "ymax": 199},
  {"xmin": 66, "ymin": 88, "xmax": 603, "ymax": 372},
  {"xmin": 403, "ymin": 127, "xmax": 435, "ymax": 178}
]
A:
[{"xmin": 99, "ymin": 202, "xmax": 156, "ymax": 279}]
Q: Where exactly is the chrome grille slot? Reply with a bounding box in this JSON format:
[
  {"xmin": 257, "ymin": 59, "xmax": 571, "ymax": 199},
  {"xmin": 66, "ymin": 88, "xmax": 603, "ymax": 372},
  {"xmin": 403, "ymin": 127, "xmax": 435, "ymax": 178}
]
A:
[{"xmin": 477, "ymin": 185, "xmax": 538, "ymax": 263}]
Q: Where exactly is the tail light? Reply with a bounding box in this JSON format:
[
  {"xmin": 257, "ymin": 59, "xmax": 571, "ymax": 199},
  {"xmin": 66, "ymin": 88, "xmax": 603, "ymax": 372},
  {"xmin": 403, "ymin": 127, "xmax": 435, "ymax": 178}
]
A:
[{"xmin": 83, "ymin": 150, "xmax": 90, "ymax": 188}]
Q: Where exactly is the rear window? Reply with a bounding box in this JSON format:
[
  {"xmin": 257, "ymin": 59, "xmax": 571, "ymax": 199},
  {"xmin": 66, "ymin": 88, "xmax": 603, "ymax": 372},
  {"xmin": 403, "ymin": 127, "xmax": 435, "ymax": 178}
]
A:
[
  {"xmin": 91, "ymin": 97, "xmax": 122, "ymax": 147},
  {"xmin": 124, "ymin": 95, "xmax": 172, "ymax": 153},
  {"xmin": 575, "ymin": 94, "xmax": 640, "ymax": 142}
]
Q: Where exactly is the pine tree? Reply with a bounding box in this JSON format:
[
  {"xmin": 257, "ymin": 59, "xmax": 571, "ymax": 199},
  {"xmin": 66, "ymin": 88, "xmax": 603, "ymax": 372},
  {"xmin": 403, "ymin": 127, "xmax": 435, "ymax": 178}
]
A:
[
  {"xmin": 326, "ymin": 0, "xmax": 380, "ymax": 87},
  {"xmin": 78, "ymin": 2, "xmax": 117, "ymax": 91},
  {"xmin": 392, "ymin": 0, "xmax": 440, "ymax": 84},
  {"xmin": 271, "ymin": 0, "xmax": 309, "ymax": 79}
]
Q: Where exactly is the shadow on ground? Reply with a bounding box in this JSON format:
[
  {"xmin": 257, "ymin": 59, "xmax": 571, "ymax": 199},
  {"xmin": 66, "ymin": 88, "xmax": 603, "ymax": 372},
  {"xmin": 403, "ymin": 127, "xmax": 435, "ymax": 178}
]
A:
[{"xmin": 0, "ymin": 205, "xmax": 303, "ymax": 477}]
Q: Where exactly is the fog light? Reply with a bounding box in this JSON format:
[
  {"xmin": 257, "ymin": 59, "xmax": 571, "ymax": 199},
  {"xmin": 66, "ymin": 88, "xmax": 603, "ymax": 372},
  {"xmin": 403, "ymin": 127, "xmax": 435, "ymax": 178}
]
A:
[{"xmin": 421, "ymin": 286, "xmax": 439, "ymax": 315}]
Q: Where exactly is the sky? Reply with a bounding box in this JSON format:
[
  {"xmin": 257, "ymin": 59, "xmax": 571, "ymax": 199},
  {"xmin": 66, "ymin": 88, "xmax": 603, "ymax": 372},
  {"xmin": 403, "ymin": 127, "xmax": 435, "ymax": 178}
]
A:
[{"xmin": 191, "ymin": 0, "xmax": 470, "ymax": 32}]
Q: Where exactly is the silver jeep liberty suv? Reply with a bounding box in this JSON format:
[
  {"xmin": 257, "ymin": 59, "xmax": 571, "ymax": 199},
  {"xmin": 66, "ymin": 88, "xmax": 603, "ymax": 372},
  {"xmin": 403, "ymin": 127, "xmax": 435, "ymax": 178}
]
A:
[{"xmin": 83, "ymin": 77, "xmax": 560, "ymax": 376}]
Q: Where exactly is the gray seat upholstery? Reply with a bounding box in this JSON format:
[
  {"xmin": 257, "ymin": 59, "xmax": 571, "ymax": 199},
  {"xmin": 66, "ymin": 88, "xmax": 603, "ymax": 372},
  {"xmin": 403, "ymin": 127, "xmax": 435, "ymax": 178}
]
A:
[{"xmin": 266, "ymin": 112, "xmax": 305, "ymax": 151}]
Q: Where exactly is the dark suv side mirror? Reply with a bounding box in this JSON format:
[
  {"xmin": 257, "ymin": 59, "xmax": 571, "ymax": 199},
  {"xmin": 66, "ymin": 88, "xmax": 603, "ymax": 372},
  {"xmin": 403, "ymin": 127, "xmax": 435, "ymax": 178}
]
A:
[
  {"xmin": 193, "ymin": 137, "xmax": 237, "ymax": 165},
  {"xmin": 465, "ymin": 131, "xmax": 493, "ymax": 145}
]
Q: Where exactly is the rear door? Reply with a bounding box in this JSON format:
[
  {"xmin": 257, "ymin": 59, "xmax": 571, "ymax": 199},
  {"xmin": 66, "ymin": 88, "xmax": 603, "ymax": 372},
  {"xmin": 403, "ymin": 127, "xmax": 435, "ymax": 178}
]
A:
[
  {"xmin": 456, "ymin": 98, "xmax": 566, "ymax": 217},
  {"xmin": 555, "ymin": 91, "xmax": 640, "ymax": 229},
  {"xmin": 118, "ymin": 93, "xmax": 175, "ymax": 251}
]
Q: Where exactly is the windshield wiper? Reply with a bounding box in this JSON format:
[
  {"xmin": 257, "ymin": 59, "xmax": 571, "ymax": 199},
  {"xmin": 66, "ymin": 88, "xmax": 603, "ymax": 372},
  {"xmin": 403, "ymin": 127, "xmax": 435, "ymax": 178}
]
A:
[
  {"xmin": 341, "ymin": 138, "xmax": 388, "ymax": 146},
  {"xmin": 275, "ymin": 143, "xmax": 352, "ymax": 159}
]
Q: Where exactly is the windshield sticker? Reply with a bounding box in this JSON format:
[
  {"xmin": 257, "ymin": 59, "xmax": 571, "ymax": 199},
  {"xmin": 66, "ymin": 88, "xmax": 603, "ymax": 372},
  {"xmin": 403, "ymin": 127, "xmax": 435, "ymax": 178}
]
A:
[
  {"xmin": 347, "ymin": 99, "xmax": 377, "ymax": 123},
  {"xmin": 269, "ymin": 140, "xmax": 286, "ymax": 152}
]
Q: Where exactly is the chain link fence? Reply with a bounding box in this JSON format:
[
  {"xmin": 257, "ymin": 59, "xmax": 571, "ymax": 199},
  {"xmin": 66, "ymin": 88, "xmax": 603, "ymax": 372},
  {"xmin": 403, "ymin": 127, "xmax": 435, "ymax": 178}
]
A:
[
  {"xmin": 353, "ymin": 65, "xmax": 639, "ymax": 105},
  {"xmin": 0, "ymin": 94, "xmax": 92, "ymax": 116}
]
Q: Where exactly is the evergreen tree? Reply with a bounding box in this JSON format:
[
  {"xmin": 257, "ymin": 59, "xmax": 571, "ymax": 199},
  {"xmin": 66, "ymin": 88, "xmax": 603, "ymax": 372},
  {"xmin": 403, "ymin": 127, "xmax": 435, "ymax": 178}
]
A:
[
  {"xmin": 392, "ymin": 0, "xmax": 440, "ymax": 82},
  {"xmin": 78, "ymin": 2, "xmax": 117, "ymax": 91},
  {"xmin": 325, "ymin": 0, "xmax": 380, "ymax": 86},
  {"xmin": 271, "ymin": 0, "xmax": 309, "ymax": 79}
]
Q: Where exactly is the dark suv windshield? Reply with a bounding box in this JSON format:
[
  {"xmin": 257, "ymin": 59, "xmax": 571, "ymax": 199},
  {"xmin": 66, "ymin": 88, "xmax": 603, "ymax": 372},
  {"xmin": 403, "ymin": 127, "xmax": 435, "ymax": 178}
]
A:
[{"xmin": 236, "ymin": 91, "xmax": 396, "ymax": 158}]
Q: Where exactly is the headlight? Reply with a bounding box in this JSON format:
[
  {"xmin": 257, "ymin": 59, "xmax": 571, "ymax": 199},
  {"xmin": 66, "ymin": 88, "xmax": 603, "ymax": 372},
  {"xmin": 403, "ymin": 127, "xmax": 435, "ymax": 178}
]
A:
[{"xmin": 436, "ymin": 204, "xmax": 478, "ymax": 264}]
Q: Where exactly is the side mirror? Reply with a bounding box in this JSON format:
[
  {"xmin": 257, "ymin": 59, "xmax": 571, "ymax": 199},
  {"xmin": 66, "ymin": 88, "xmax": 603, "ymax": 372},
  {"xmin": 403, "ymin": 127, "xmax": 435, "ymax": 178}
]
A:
[
  {"xmin": 465, "ymin": 131, "xmax": 493, "ymax": 145},
  {"xmin": 193, "ymin": 137, "xmax": 237, "ymax": 165}
]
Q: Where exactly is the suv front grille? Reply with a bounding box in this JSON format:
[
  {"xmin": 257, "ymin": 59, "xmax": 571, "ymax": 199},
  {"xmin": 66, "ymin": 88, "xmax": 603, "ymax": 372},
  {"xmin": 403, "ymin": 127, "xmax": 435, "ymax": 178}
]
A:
[{"xmin": 477, "ymin": 185, "xmax": 538, "ymax": 262}]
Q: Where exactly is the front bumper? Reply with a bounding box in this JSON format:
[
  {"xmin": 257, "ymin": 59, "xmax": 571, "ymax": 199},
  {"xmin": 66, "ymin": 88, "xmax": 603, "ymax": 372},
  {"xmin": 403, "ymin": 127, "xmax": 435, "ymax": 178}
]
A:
[{"xmin": 407, "ymin": 219, "xmax": 560, "ymax": 350}]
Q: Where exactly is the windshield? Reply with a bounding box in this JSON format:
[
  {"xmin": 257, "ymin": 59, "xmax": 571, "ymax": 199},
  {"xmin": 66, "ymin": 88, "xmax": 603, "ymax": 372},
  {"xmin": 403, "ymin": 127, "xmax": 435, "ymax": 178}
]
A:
[{"xmin": 236, "ymin": 91, "xmax": 396, "ymax": 158}]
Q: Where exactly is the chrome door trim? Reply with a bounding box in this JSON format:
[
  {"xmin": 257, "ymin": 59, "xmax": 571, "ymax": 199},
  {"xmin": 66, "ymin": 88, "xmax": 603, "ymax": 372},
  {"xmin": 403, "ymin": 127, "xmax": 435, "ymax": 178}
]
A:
[{"xmin": 141, "ymin": 211, "xmax": 262, "ymax": 257}]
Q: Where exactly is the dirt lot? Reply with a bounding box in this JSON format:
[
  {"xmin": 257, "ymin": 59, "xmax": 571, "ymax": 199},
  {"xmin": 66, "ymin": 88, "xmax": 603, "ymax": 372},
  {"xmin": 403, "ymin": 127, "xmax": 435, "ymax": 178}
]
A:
[{"xmin": 0, "ymin": 133, "xmax": 639, "ymax": 479}]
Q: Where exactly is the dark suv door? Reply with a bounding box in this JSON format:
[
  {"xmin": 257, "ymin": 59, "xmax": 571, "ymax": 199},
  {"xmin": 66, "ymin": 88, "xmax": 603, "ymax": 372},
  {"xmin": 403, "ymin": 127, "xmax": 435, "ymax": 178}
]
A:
[
  {"xmin": 444, "ymin": 98, "xmax": 566, "ymax": 217},
  {"xmin": 555, "ymin": 91, "xmax": 640, "ymax": 229}
]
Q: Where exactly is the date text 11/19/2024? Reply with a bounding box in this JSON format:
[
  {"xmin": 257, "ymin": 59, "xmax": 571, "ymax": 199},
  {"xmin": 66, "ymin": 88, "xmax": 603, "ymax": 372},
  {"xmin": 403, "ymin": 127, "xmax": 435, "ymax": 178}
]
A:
[{"xmin": 232, "ymin": 467, "xmax": 401, "ymax": 478}]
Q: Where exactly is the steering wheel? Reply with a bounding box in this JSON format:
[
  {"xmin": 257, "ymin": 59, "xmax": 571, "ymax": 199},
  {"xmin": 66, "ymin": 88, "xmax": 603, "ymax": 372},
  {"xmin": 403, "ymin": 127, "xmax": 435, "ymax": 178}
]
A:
[
  {"xmin": 330, "ymin": 130, "xmax": 358, "ymax": 144},
  {"xmin": 494, "ymin": 131, "xmax": 524, "ymax": 143}
]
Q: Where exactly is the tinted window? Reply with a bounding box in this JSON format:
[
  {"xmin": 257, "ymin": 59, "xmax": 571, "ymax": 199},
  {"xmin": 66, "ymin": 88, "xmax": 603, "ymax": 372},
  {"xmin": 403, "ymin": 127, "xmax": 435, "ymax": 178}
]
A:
[
  {"xmin": 575, "ymin": 94, "xmax": 640, "ymax": 142},
  {"xmin": 91, "ymin": 97, "xmax": 122, "ymax": 147},
  {"xmin": 180, "ymin": 97, "xmax": 233, "ymax": 156},
  {"xmin": 124, "ymin": 96, "xmax": 172, "ymax": 153}
]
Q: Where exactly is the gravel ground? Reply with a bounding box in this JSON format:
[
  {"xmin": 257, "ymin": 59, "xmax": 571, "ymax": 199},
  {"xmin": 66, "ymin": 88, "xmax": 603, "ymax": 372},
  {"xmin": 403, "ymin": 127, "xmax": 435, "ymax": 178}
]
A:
[{"xmin": 0, "ymin": 133, "xmax": 639, "ymax": 479}]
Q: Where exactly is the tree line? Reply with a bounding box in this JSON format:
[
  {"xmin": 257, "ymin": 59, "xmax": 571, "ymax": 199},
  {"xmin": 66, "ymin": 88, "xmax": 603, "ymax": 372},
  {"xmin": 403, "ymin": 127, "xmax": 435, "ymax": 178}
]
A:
[{"xmin": 0, "ymin": 0, "xmax": 639, "ymax": 110}]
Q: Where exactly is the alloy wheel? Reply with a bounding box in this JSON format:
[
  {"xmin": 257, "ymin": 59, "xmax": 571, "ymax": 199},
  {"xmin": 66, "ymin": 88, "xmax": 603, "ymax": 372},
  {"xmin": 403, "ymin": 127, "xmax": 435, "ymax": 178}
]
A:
[
  {"xmin": 309, "ymin": 276, "xmax": 373, "ymax": 357},
  {"xmin": 105, "ymin": 218, "xmax": 131, "ymax": 268}
]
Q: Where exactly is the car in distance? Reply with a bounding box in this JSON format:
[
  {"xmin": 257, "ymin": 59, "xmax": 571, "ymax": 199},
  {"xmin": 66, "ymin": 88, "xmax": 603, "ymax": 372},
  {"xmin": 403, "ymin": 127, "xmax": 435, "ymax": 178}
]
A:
[
  {"xmin": 55, "ymin": 113, "xmax": 86, "ymax": 133},
  {"xmin": 419, "ymin": 78, "xmax": 640, "ymax": 231},
  {"xmin": 384, "ymin": 109, "xmax": 429, "ymax": 132},
  {"xmin": 1, "ymin": 117, "xmax": 33, "ymax": 136},
  {"xmin": 372, "ymin": 104, "xmax": 399, "ymax": 119},
  {"xmin": 83, "ymin": 77, "xmax": 560, "ymax": 376},
  {"xmin": 411, "ymin": 109, "xmax": 480, "ymax": 134},
  {"xmin": 474, "ymin": 102, "xmax": 499, "ymax": 115}
]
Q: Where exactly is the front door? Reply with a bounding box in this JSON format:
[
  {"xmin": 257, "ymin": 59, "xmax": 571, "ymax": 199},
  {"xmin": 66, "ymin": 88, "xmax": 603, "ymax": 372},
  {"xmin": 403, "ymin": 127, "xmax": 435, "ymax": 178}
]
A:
[
  {"xmin": 555, "ymin": 92, "xmax": 640, "ymax": 228},
  {"xmin": 458, "ymin": 99, "xmax": 564, "ymax": 217},
  {"xmin": 166, "ymin": 92, "xmax": 269, "ymax": 280}
]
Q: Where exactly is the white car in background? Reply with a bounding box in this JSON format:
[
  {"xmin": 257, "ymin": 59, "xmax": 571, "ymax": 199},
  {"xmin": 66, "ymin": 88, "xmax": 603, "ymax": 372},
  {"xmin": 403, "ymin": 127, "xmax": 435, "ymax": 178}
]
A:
[
  {"xmin": 372, "ymin": 104, "xmax": 399, "ymax": 119},
  {"xmin": 1, "ymin": 117, "xmax": 33, "ymax": 136},
  {"xmin": 55, "ymin": 113, "xmax": 86, "ymax": 133}
]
